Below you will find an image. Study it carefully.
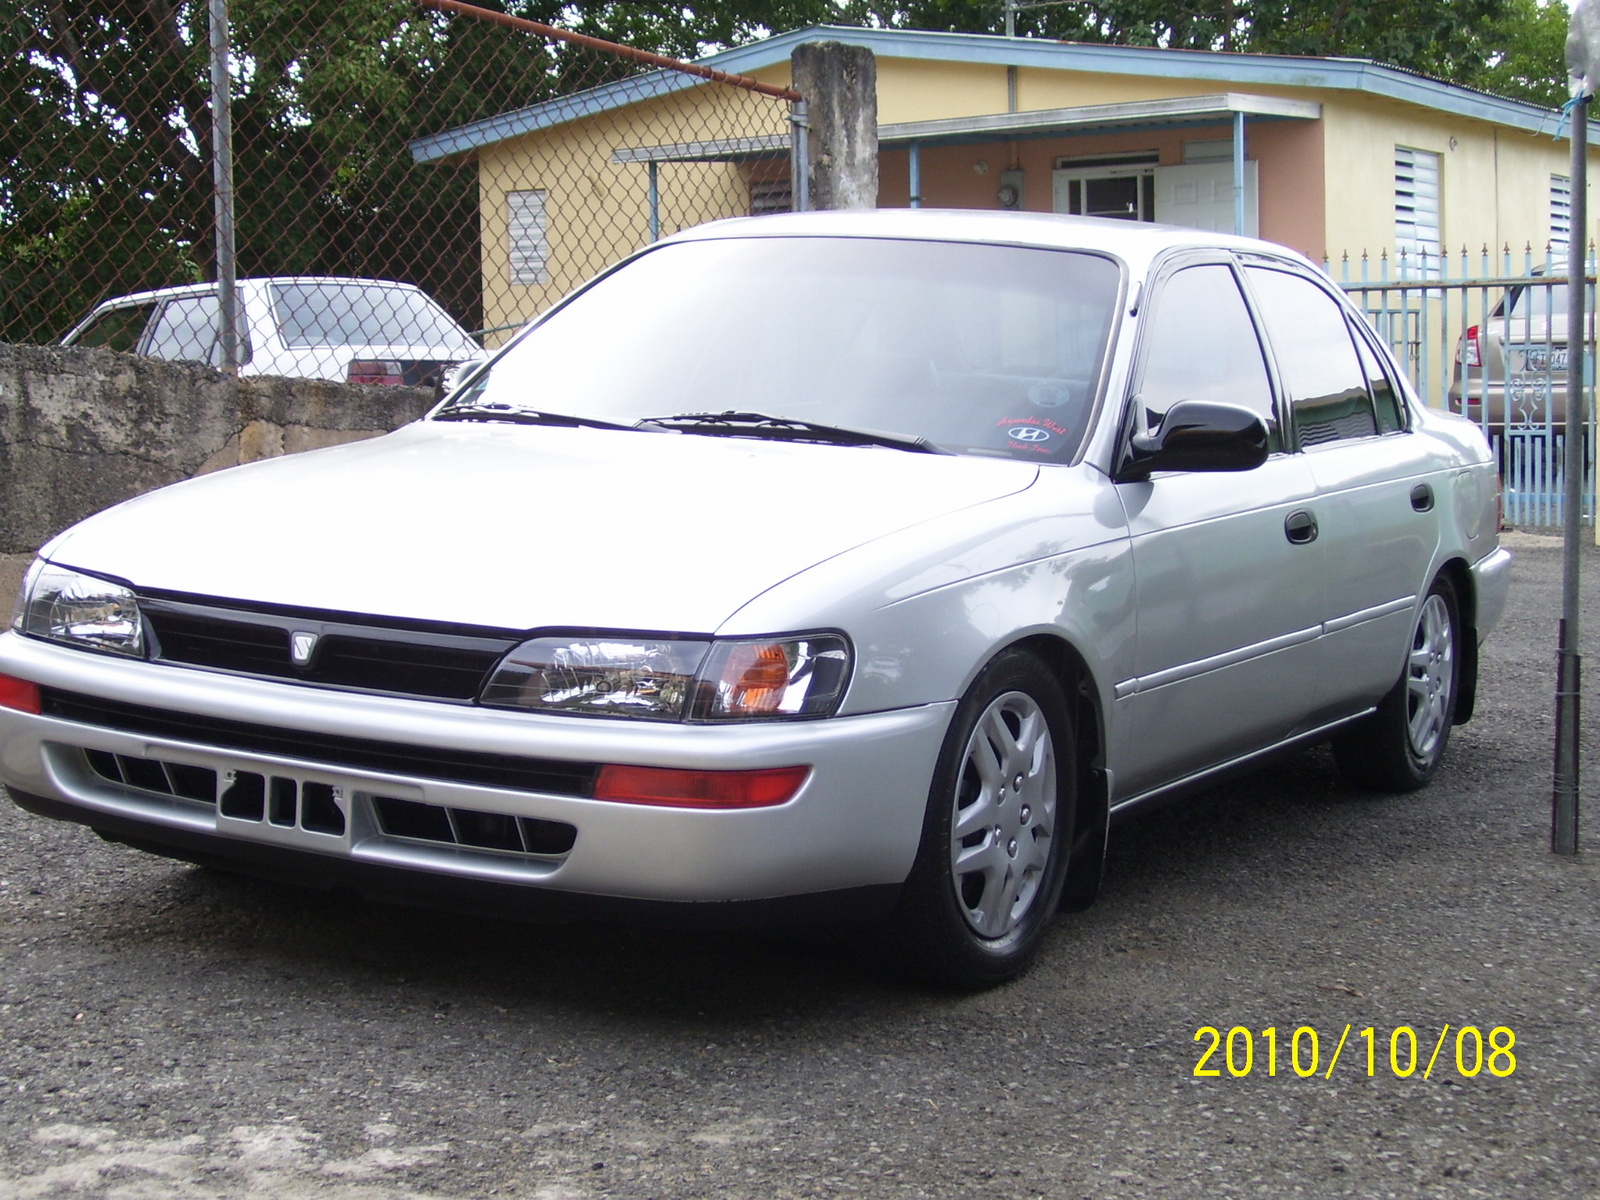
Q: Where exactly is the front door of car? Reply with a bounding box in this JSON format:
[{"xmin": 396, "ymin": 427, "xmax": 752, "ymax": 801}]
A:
[
  {"xmin": 1242, "ymin": 263, "xmax": 1438, "ymax": 720},
  {"xmin": 1112, "ymin": 258, "xmax": 1324, "ymax": 800}
]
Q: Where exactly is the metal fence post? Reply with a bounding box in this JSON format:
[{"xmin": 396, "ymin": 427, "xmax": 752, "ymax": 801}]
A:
[
  {"xmin": 790, "ymin": 99, "xmax": 810, "ymax": 214},
  {"xmin": 208, "ymin": 0, "xmax": 238, "ymax": 375},
  {"xmin": 1553, "ymin": 94, "xmax": 1588, "ymax": 857}
]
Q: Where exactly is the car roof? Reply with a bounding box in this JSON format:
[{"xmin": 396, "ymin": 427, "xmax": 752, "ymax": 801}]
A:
[
  {"xmin": 84, "ymin": 277, "xmax": 428, "ymax": 309},
  {"xmin": 669, "ymin": 209, "xmax": 1314, "ymax": 276}
]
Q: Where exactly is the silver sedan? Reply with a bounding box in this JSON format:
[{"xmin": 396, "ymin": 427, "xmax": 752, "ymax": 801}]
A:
[{"xmin": 0, "ymin": 211, "xmax": 1510, "ymax": 988}]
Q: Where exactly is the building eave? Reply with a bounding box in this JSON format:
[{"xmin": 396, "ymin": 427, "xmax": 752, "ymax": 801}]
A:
[{"xmin": 410, "ymin": 24, "xmax": 1562, "ymax": 165}]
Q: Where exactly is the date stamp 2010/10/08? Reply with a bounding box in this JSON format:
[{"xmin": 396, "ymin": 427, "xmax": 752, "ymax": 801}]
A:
[{"xmin": 1193, "ymin": 1025, "xmax": 1516, "ymax": 1080}]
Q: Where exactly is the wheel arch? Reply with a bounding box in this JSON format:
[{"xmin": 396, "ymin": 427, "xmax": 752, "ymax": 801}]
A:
[
  {"xmin": 1437, "ymin": 555, "xmax": 1479, "ymax": 724},
  {"xmin": 1005, "ymin": 632, "xmax": 1109, "ymax": 912}
]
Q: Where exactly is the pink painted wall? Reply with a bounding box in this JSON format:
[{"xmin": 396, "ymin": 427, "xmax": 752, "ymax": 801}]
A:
[{"xmin": 876, "ymin": 118, "xmax": 1327, "ymax": 261}]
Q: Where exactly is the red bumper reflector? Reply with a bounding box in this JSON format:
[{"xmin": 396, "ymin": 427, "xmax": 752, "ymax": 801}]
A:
[
  {"xmin": 593, "ymin": 764, "xmax": 809, "ymax": 809},
  {"xmin": 0, "ymin": 673, "xmax": 42, "ymax": 715}
]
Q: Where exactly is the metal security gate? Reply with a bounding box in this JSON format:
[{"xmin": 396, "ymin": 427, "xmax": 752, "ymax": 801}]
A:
[{"xmin": 1332, "ymin": 247, "xmax": 1598, "ymax": 530}]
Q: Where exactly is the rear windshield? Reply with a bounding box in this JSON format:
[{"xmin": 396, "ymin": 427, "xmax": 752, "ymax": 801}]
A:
[
  {"xmin": 447, "ymin": 236, "xmax": 1122, "ymax": 462},
  {"xmin": 269, "ymin": 282, "xmax": 476, "ymax": 352}
]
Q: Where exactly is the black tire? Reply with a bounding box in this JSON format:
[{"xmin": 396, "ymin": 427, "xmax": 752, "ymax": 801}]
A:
[
  {"xmin": 888, "ymin": 651, "xmax": 1075, "ymax": 989},
  {"xmin": 1333, "ymin": 574, "xmax": 1462, "ymax": 793}
]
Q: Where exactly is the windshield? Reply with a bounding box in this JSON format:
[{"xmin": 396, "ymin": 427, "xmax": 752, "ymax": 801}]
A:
[
  {"xmin": 270, "ymin": 281, "xmax": 478, "ymax": 352},
  {"xmin": 443, "ymin": 236, "xmax": 1121, "ymax": 461}
]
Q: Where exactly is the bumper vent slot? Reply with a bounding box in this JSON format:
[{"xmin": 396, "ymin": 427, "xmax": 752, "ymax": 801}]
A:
[
  {"xmin": 374, "ymin": 795, "xmax": 576, "ymax": 857},
  {"xmin": 140, "ymin": 598, "xmax": 520, "ymax": 701},
  {"xmin": 44, "ymin": 690, "xmax": 598, "ymax": 798},
  {"xmin": 85, "ymin": 748, "xmax": 218, "ymax": 804}
]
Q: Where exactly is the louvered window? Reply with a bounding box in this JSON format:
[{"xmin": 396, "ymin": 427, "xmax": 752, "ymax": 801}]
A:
[
  {"xmin": 507, "ymin": 189, "xmax": 549, "ymax": 286},
  {"xmin": 1394, "ymin": 147, "xmax": 1442, "ymax": 273},
  {"xmin": 1551, "ymin": 174, "xmax": 1572, "ymax": 255}
]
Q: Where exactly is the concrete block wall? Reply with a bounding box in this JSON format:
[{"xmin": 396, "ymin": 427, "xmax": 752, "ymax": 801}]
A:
[{"xmin": 0, "ymin": 343, "xmax": 433, "ymax": 598}]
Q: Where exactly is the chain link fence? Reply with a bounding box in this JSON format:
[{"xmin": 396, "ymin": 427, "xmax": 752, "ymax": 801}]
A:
[{"xmin": 4, "ymin": 0, "xmax": 800, "ymax": 383}]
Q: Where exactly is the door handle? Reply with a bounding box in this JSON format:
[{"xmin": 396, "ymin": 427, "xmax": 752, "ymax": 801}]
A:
[
  {"xmin": 1284, "ymin": 510, "xmax": 1318, "ymax": 545},
  {"xmin": 1411, "ymin": 483, "xmax": 1434, "ymax": 512}
]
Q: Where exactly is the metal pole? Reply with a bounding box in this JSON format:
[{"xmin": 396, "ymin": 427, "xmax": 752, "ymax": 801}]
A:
[
  {"xmin": 208, "ymin": 0, "xmax": 238, "ymax": 374},
  {"xmin": 1005, "ymin": 0, "xmax": 1016, "ymax": 37},
  {"xmin": 909, "ymin": 142, "xmax": 921, "ymax": 209},
  {"xmin": 647, "ymin": 160, "xmax": 659, "ymax": 241},
  {"xmin": 1553, "ymin": 95, "xmax": 1587, "ymax": 857},
  {"xmin": 1233, "ymin": 110, "xmax": 1246, "ymax": 237},
  {"xmin": 790, "ymin": 99, "xmax": 810, "ymax": 214}
]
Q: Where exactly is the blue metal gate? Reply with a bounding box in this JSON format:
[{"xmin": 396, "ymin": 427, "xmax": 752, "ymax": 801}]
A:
[{"xmin": 1331, "ymin": 246, "xmax": 1597, "ymax": 530}]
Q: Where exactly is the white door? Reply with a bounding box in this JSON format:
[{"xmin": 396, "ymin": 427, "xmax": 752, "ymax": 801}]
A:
[{"xmin": 1153, "ymin": 162, "xmax": 1259, "ymax": 236}]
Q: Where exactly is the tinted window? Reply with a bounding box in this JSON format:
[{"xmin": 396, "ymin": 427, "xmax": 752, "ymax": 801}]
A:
[
  {"xmin": 1246, "ymin": 267, "xmax": 1378, "ymax": 446},
  {"xmin": 1136, "ymin": 263, "xmax": 1278, "ymax": 448},
  {"xmin": 453, "ymin": 237, "xmax": 1123, "ymax": 463},
  {"xmin": 1352, "ymin": 328, "xmax": 1406, "ymax": 433},
  {"xmin": 145, "ymin": 295, "xmax": 220, "ymax": 364},
  {"xmin": 270, "ymin": 282, "xmax": 476, "ymax": 352},
  {"xmin": 70, "ymin": 303, "xmax": 157, "ymax": 352}
]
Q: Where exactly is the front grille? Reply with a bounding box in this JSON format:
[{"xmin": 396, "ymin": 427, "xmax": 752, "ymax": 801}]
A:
[
  {"xmin": 44, "ymin": 690, "xmax": 597, "ymax": 797},
  {"xmin": 140, "ymin": 597, "xmax": 521, "ymax": 701}
]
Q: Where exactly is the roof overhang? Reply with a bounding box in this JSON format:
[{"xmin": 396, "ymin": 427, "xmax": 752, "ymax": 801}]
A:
[
  {"xmin": 412, "ymin": 24, "xmax": 1560, "ymax": 166},
  {"xmin": 878, "ymin": 91, "xmax": 1320, "ymax": 147},
  {"xmin": 608, "ymin": 92, "xmax": 1319, "ymax": 165}
]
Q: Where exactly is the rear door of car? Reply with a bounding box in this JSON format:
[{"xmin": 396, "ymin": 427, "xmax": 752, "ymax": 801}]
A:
[
  {"xmin": 1240, "ymin": 260, "xmax": 1436, "ymax": 721},
  {"xmin": 1111, "ymin": 253, "xmax": 1324, "ymax": 800}
]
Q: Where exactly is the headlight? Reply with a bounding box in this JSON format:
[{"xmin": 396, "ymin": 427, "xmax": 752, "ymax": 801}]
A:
[
  {"xmin": 480, "ymin": 633, "xmax": 851, "ymax": 721},
  {"xmin": 480, "ymin": 637, "xmax": 709, "ymax": 719},
  {"xmin": 19, "ymin": 563, "xmax": 146, "ymax": 658}
]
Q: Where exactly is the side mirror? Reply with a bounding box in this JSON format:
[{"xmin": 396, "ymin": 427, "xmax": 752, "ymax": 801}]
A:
[{"xmin": 1116, "ymin": 400, "xmax": 1270, "ymax": 482}]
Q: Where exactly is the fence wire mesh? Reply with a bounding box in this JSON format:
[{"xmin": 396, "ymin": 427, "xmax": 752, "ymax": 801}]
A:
[{"xmin": 5, "ymin": 0, "xmax": 797, "ymax": 381}]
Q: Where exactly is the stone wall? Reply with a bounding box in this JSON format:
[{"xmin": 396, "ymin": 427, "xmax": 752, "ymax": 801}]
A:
[{"xmin": 0, "ymin": 343, "xmax": 434, "ymax": 557}]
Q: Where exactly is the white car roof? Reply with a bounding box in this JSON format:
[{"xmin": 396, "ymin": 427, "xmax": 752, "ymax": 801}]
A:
[
  {"xmin": 81, "ymin": 277, "xmax": 429, "ymax": 310},
  {"xmin": 671, "ymin": 209, "xmax": 1314, "ymax": 276}
]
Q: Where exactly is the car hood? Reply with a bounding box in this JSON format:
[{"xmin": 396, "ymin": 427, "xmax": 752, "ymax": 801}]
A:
[{"xmin": 44, "ymin": 422, "xmax": 1040, "ymax": 632}]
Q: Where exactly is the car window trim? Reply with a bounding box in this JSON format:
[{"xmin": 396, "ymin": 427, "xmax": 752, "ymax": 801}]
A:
[{"xmin": 1116, "ymin": 248, "xmax": 1287, "ymax": 467}]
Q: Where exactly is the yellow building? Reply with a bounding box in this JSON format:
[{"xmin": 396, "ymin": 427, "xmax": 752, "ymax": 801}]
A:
[{"xmin": 410, "ymin": 25, "xmax": 1595, "ymax": 346}]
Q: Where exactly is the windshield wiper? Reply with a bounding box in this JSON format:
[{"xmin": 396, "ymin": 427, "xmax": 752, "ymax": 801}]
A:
[
  {"xmin": 642, "ymin": 411, "xmax": 949, "ymax": 454},
  {"xmin": 434, "ymin": 402, "xmax": 646, "ymax": 433}
]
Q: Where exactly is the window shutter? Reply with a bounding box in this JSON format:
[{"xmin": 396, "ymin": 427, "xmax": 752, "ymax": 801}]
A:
[
  {"xmin": 507, "ymin": 190, "xmax": 549, "ymax": 286},
  {"xmin": 1394, "ymin": 148, "xmax": 1441, "ymax": 269},
  {"xmin": 1550, "ymin": 174, "xmax": 1572, "ymax": 256}
]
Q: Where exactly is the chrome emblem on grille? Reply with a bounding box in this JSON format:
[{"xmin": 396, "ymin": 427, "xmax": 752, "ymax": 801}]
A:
[{"xmin": 290, "ymin": 631, "xmax": 319, "ymax": 666}]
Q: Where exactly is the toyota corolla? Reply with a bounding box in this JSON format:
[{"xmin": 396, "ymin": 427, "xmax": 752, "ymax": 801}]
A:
[{"xmin": 0, "ymin": 211, "xmax": 1511, "ymax": 987}]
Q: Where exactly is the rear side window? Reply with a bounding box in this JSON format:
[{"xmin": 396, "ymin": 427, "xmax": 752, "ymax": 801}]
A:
[
  {"xmin": 69, "ymin": 303, "xmax": 158, "ymax": 352},
  {"xmin": 1352, "ymin": 328, "xmax": 1407, "ymax": 433},
  {"xmin": 269, "ymin": 282, "xmax": 475, "ymax": 352},
  {"xmin": 1245, "ymin": 267, "xmax": 1378, "ymax": 446},
  {"xmin": 1135, "ymin": 263, "xmax": 1279, "ymax": 450}
]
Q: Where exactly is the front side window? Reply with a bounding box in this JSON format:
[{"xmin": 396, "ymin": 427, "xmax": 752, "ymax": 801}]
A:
[
  {"xmin": 69, "ymin": 302, "xmax": 158, "ymax": 352},
  {"xmin": 1134, "ymin": 263, "xmax": 1279, "ymax": 450},
  {"xmin": 1245, "ymin": 267, "xmax": 1378, "ymax": 446},
  {"xmin": 447, "ymin": 236, "xmax": 1123, "ymax": 462}
]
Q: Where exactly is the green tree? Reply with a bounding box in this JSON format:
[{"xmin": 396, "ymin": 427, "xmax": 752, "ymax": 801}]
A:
[{"xmin": 1464, "ymin": 0, "xmax": 1570, "ymax": 107}]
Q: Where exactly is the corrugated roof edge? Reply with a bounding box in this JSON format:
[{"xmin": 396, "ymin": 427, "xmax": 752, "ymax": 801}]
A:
[{"xmin": 409, "ymin": 23, "xmax": 1564, "ymax": 165}]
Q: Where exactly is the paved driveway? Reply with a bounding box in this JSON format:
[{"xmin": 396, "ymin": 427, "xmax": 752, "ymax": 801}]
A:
[{"xmin": 0, "ymin": 535, "xmax": 1595, "ymax": 1198}]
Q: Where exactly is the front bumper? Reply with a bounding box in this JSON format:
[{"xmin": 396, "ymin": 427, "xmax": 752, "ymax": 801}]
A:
[{"xmin": 0, "ymin": 631, "xmax": 952, "ymax": 909}]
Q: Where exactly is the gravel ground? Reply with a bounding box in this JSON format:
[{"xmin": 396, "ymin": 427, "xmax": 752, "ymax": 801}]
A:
[{"xmin": 0, "ymin": 534, "xmax": 1596, "ymax": 1199}]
